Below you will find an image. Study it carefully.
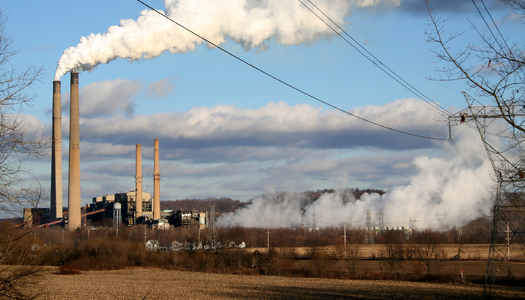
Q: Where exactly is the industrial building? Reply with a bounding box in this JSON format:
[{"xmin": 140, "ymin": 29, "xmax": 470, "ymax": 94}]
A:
[
  {"xmin": 88, "ymin": 191, "xmax": 153, "ymax": 225},
  {"xmin": 169, "ymin": 210, "xmax": 206, "ymax": 228},
  {"xmin": 23, "ymin": 208, "xmax": 51, "ymax": 226}
]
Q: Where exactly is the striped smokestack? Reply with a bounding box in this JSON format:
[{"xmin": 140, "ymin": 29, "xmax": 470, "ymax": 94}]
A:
[
  {"xmin": 153, "ymin": 138, "xmax": 160, "ymax": 220},
  {"xmin": 51, "ymin": 81, "xmax": 63, "ymax": 220},
  {"xmin": 68, "ymin": 71, "xmax": 81, "ymax": 230},
  {"xmin": 135, "ymin": 143, "xmax": 143, "ymax": 220}
]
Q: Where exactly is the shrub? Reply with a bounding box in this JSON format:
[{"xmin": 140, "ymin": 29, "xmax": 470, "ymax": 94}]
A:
[{"xmin": 58, "ymin": 264, "xmax": 82, "ymax": 275}]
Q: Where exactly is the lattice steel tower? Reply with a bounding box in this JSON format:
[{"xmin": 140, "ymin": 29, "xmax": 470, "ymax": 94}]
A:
[
  {"xmin": 207, "ymin": 203, "xmax": 217, "ymax": 247},
  {"xmin": 364, "ymin": 209, "xmax": 374, "ymax": 244},
  {"xmin": 378, "ymin": 209, "xmax": 384, "ymax": 231},
  {"xmin": 451, "ymin": 93, "xmax": 525, "ymax": 298}
]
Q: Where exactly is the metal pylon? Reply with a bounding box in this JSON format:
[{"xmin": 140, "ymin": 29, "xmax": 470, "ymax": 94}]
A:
[
  {"xmin": 364, "ymin": 209, "xmax": 374, "ymax": 244},
  {"xmin": 450, "ymin": 93, "xmax": 525, "ymax": 298},
  {"xmin": 207, "ymin": 203, "xmax": 217, "ymax": 247}
]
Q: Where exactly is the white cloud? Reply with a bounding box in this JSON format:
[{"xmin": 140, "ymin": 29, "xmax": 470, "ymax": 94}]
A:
[
  {"xmin": 78, "ymin": 99, "xmax": 446, "ymax": 151},
  {"xmin": 62, "ymin": 79, "xmax": 142, "ymax": 118},
  {"xmin": 354, "ymin": 0, "xmax": 400, "ymax": 8},
  {"xmin": 145, "ymin": 78, "xmax": 175, "ymax": 99}
]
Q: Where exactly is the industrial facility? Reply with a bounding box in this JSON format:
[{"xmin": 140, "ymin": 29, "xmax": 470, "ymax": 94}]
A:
[
  {"xmin": 88, "ymin": 191, "xmax": 153, "ymax": 225},
  {"xmin": 25, "ymin": 72, "xmax": 168, "ymax": 229},
  {"xmin": 28, "ymin": 71, "xmax": 402, "ymax": 237}
]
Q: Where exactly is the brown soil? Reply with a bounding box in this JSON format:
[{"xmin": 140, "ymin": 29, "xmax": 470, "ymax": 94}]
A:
[{"xmin": 32, "ymin": 267, "xmax": 524, "ymax": 300}]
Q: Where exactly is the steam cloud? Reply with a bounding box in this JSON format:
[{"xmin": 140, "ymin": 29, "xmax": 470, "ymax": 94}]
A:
[
  {"xmin": 217, "ymin": 127, "xmax": 494, "ymax": 229},
  {"xmin": 54, "ymin": 0, "xmax": 493, "ymax": 228},
  {"xmin": 54, "ymin": 0, "xmax": 355, "ymax": 80}
]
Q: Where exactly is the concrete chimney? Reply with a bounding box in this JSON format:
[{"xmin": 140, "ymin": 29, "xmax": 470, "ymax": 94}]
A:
[
  {"xmin": 153, "ymin": 138, "xmax": 160, "ymax": 220},
  {"xmin": 135, "ymin": 143, "xmax": 143, "ymax": 220},
  {"xmin": 51, "ymin": 81, "xmax": 63, "ymax": 220},
  {"xmin": 68, "ymin": 71, "xmax": 81, "ymax": 230}
]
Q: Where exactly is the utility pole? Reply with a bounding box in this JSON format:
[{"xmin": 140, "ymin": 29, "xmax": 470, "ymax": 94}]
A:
[
  {"xmin": 506, "ymin": 224, "xmax": 511, "ymax": 260},
  {"xmin": 343, "ymin": 223, "xmax": 347, "ymax": 257},
  {"xmin": 198, "ymin": 227, "xmax": 201, "ymax": 246},
  {"xmin": 267, "ymin": 222, "xmax": 271, "ymax": 248}
]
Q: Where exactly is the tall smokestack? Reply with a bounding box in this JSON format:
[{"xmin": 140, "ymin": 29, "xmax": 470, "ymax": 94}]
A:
[
  {"xmin": 51, "ymin": 81, "xmax": 63, "ymax": 220},
  {"xmin": 153, "ymin": 138, "xmax": 160, "ymax": 220},
  {"xmin": 68, "ymin": 71, "xmax": 81, "ymax": 230},
  {"xmin": 135, "ymin": 143, "xmax": 143, "ymax": 220}
]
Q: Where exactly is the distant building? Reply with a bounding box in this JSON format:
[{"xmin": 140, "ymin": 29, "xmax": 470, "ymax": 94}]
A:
[
  {"xmin": 88, "ymin": 191, "xmax": 152, "ymax": 225},
  {"xmin": 23, "ymin": 208, "xmax": 50, "ymax": 227},
  {"xmin": 169, "ymin": 209, "xmax": 201, "ymax": 228},
  {"xmin": 145, "ymin": 240, "xmax": 159, "ymax": 251}
]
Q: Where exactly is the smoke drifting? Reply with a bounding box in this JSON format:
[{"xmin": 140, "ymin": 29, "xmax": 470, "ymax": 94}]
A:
[
  {"xmin": 54, "ymin": 0, "xmax": 352, "ymax": 80},
  {"xmin": 217, "ymin": 127, "xmax": 494, "ymax": 229}
]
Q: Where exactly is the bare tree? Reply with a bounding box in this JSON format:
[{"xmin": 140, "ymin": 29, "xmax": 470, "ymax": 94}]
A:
[
  {"xmin": 425, "ymin": 1, "xmax": 525, "ymax": 294},
  {"xmin": 501, "ymin": 0, "xmax": 525, "ymax": 13},
  {"xmin": 425, "ymin": 0, "xmax": 525, "ymax": 135},
  {"xmin": 0, "ymin": 7, "xmax": 47, "ymax": 300},
  {"xmin": 415, "ymin": 229, "xmax": 442, "ymax": 274},
  {"xmin": 345, "ymin": 244, "xmax": 361, "ymax": 276},
  {"xmin": 0, "ymin": 9, "xmax": 46, "ymax": 216}
]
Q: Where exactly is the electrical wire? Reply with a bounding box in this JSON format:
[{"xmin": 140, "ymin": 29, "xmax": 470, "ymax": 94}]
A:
[
  {"xmin": 479, "ymin": 0, "xmax": 525, "ymax": 80},
  {"xmin": 136, "ymin": 0, "xmax": 447, "ymax": 141},
  {"xmin": 301, "ymin": 0, "xmax": 451, "ymax": 118},
  {"xmin": 473, "ymin": 0, "xmax": 525, "ymax": 81},
  {"xmin": 302, "ymin": 0, "xmax": 493, "ymax": 193}
]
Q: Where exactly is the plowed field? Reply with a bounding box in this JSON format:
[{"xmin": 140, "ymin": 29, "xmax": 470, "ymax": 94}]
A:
[{"xmin": 33, "ymin": 267, "xmax": 524, "ymax": 300}]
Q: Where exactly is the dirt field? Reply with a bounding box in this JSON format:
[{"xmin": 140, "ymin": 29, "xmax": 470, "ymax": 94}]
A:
[
  {"xmin": 16, "ymin": 244, "xmax": 525, "ymax": 299},
  {"xmin": 31, "ymin": 267, "xmax": 524, "ymax": 300}
]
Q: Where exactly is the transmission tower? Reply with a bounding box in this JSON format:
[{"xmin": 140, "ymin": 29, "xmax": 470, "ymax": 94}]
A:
[
  {"xmin": 364, "ymin": 209, "xmax": 374, "ymax": 244},
  {"xmin": 436, "ymin": 213, "xmax": 448, "ymax": 230},
  {"xmin": 378, "ymin": 209, "xmax": 384, "ymax": 231},
  {"xmin": 207, "ymin": 203, "xmax": 217, "ymax": 247},
  {"xmin": 451, "ymin": 93, "xmax": 525, "ymax": 298},
  {"xmin": 409, "ymin": 217, "xmax": 417, "ymax": 230}
]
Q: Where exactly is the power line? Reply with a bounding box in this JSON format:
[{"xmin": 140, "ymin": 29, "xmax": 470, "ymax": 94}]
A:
[
  {"xmin": 448, "ymin": 137, "xmax": 491, "ymax": 193},
  {"xmin": 301, "ymin": 0, "xmax": 451, "ymax": 117},
  {"xmin": 472, "ymin": 0, "xmax": 525, "ymax": 81},
  {"xmin": 136, "ymin": 0, "xmax": 447, "ymax": 142},
  {"xmin": 304, "ymin": 0, "xmax": 494, "ymax": 191}
]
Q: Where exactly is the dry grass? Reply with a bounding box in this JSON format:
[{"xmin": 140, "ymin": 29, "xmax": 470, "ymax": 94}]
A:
[
  {"xmin": 250, "ymin": 244, "xmax": 524, "ymax": 261},
  {"xmin": 30, "ymin": 267, "xmax": 525, "ymax": 300}
]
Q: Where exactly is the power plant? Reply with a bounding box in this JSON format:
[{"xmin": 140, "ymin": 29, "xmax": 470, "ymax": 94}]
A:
[{"xmin": 42, "ymin": 72, "xmax": 167, "ymax": 229}]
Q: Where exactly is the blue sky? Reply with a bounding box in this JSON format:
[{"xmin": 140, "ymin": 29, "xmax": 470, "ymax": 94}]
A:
[{"xmin": 2, "ymin": 0, "xmax": 523, "ymax": 227}]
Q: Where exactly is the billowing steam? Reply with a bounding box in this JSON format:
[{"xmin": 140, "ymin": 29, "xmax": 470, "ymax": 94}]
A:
[
  {"xmin": 55, "ymin": 0, "xmax": 353, "ymax": 80},
  {"xmin": 218, "ymin": 127, "xmax": 494, "ymax": 229}
]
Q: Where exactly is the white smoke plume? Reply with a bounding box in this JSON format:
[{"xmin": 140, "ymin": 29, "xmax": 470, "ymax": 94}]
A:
[
  {"xmin": 54, "ymin": 0, "xmax": 355, "ymax": 80},
  {"xmin": 217, "ymin": 126, "xmax": 494, "ymax": 229}
]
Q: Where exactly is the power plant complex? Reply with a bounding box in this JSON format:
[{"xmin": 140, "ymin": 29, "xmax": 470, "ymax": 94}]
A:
[
  {"xmin": 23, "ymin": 72, "xmax": 406, "ymax": 237},
  {"xmin": 29, "ymin": 72, "xmax": 167, "ymax": 230}
]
